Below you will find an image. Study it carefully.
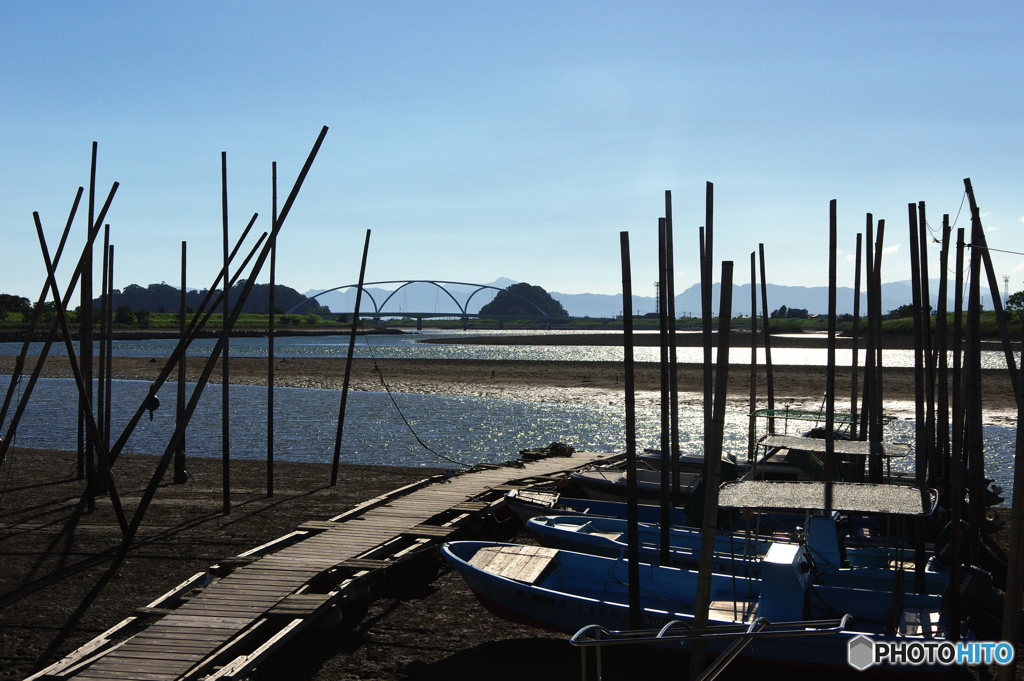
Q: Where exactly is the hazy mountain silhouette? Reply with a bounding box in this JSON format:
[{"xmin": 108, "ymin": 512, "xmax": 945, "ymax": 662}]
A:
[{"xmin": 308, "ymin": 278, "xmax": 955, "ymax": 318}]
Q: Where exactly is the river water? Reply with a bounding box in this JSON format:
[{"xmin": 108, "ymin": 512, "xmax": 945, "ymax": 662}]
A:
[{"xmin": 0, "ymin": 330, "xmax": 1017, "ymax": 506}]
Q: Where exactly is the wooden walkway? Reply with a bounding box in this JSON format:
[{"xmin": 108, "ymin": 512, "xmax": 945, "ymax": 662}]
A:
[{"xmin": 32, "ymin": 452, "xmax": 613, "ymax": 681}]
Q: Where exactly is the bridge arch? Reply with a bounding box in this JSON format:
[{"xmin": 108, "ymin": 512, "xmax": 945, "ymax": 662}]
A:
[{"xmin": 291, "ymin": 280, "xmax": 551, "ymax": 319}]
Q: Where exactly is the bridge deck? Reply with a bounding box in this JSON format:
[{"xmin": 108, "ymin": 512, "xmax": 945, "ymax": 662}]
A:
[{"xmin": 36, "ymin": 452, "xmax": 614, "ymax": 681}]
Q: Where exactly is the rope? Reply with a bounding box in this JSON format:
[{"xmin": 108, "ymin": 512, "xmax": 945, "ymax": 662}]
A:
[{"xmin": 359, "ymin": 330, "xmax": 472, "ymax": 469}]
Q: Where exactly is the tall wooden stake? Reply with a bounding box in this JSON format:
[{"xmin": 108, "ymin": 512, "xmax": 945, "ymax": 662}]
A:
[
  {"xmin": 620, "ymin": 231, "xmax": 641, "ymax": 630},
  {"xmin": 221, "ymin": 152, "xmax": 231, "ymax": 515},
  {"xmin": 748, "ymin": 252, "xmax": 757, "ymax": 463},
  {"xmin": 657, "ymin": 217, "xmax": 671, "ymax": 564},
  {"xmin": 758, "ymin": 244, "xmax": 776, "ymax": 433},
  {"xmin": 268, "ymin": 162, "xmax": 277, "ymax": 497},
  {"xmin": 690, "ymin": 260, "xmax": 734, "ymax": 679},
  {"xmin": 665, "ymin": 191, "xmax": 681, "ymax": 507},
  {"xmin": 176, "ymin": 241, "xmax": 187, "ymax": 482},
  {"xmin": 332, "ymin": 229, "xmax": 371, "ymax": 486},
  {"xmin": 825, "ymin": 201, "xmax": 837, "ymax": 512}
]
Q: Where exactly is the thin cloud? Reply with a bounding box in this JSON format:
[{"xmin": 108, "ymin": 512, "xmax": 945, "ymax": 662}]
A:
[
  {"xmin": 1018, "ymin": 216, "xmax": 1024, "ymax": 224},
  {"xmin": 883, "ymin": 243, "xmax": 900, "ymax": 256},
  {"xmin": 845, "ymin": 253, "xmax": 857, "ymax": 261}
]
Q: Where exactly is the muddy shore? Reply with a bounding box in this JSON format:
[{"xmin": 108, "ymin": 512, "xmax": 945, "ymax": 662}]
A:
[{"xmin": 0, "ymin": 336, "xmax": 1020, "ymax": 679}]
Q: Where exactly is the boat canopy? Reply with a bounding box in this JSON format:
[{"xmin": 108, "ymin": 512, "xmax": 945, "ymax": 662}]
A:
[
  {"xmin": 717, "ymin": 480, "xmax": 937, "ymax": 516},
  {"xmin": 757, "ymin": 434, "xmax": 911, "ymax": 458}
]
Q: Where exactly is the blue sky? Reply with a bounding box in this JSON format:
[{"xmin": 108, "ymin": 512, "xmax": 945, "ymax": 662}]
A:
[{"xmin": 2, "ymin": 2, "xmax": 1021, "ymax": 306}]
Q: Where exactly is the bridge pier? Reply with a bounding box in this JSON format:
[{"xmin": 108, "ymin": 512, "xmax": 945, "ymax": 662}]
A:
[
  {"xmin": 461, "ymin": 316, "xmax": 468, "ymax": 330},
  {"xmin": 416, "ymin": 316, "xmax": 422, "ymax": 331}
]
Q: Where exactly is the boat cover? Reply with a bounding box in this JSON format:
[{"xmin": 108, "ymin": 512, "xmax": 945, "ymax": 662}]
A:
[
  {"xmin": 717, "ymin": 480, "xmax": 937, "ymax": 516},
  {"xmin": 757, "ymin": 434, "xmax": 911, "ymax": 458}
]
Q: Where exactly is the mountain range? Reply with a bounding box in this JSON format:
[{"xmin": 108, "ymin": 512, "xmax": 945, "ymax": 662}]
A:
[{"xmin": 306, "ymin": 278, "xmax": 968, "ymax": 318}]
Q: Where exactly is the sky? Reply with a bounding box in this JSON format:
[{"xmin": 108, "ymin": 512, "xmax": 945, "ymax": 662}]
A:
[{"xmin": 1, "ymin": 2, "xmax": 1022, "ymax": 307}]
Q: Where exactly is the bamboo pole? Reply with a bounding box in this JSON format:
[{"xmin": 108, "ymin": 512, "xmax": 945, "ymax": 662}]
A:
[
  {"xmin": 937, "ymin": 217, "xmax": 951, "ymax": 482},
  {"xmin": 113, "ymin": 126, "xmax": 328, "ymax": 562},
  {"xmin": 748, "ymin": 252, "xmax": 757, "ymax": 463},
  {"xmin": 940, "ymin": 216, "xmax": 960, "ymax": 644},
  {"xmin": 620, "ymin": 231, "xmax": 641, "ymax": 630},
  {"xmin": 332, "ymin": 229, "xmax": 372, "ymax": 486},
  {"xmin": 860, "ymin": 217, "xmax": 875, "ymax": 445},
  {"xmin": 949, "ymin": 226, "xmax": 966, "ymax": 640},
  {"xmin": 966, "ymin": 208, "xmax": 985, "ymax": 566},
  {"xmin": 0, "ymin": 182, "xmax": 118, "ymax": 464},
  {"xmin": 758, "ymin": 244, "xmax": 776, "ymax": 433},
  {"xmin": 870, "ymin": 220, "xmax": 886, "ymax": 482},
  {"xmin": 825, "ymin": 200, "xmax": 836, "ymax": 512},
  {"xmin": 998, "ymin": 283, "xmax": 1024, "ymax": 680},
  {"xmin": 908, "ymin": 203, "xmax": 929, "ymax": 595},
  {"xmin": 657, "ymin": 217, "xmax": 671, "ymax": 563},
  {"xmin": 97, "ymin": 225, "xmax": 109, "ymax": 452},
  {"xmin": 851, "ymin": 233, "xmax": 862, "ymax": 435},
  {"xmin": 0, "ymin": 187, "xmax": 81, "ymax": 454},
  {"xmin": 665, "ymin": 191, "xmax": 681, "ymax": 507},
  {"xmin": 221, "ymin": 151, "xmax": 231, "ymax": 516},
  {"xmin": 176, "ymin": 241, "xmax": 187, "ymax": 482},
  {"xmin": 919, "ymin": 202, "xmax": 938, "ymax": 486},
  {"xmin": 103, "ymin": 224, "xmax": 263, "ymax": 470},
  {"xmin": 267, "ymin": 162, "xmax": 277, "ymax": 497},
  {"xmin": 104, "ymin": 244, "xmax": 113, "ymax": 454},
  {"xmin": 34, "ymin": 213, "xmax": 128, "ymax": 535},
  {"xmin": 701, "ymin": 183, "xmax": 714, "ymax": 478},
  {"xmin": 965, "ymin": 179, "xmax": 1019, "ymax": 398},
  {"xmin": 81, "ymin": 142, "xmax": 97, "ymax": 496},
  {"xmin": 690, "ymin": 260, "xmax": 733, "ymax": 679}
]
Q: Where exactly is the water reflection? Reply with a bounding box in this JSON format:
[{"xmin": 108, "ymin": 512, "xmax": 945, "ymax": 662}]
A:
[
  {"xmin": 0, "ymin": 376, "xmax": 1014, "ymax": 506},
  {"xmin": 0, "ymin": 330, "xmax": 1016, "ymax": 369}
]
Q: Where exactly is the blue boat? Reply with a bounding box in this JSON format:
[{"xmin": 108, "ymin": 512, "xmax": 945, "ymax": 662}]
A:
[{"xmin": 442, "ymin": 539, "xmax": 951, "ymax": 676}]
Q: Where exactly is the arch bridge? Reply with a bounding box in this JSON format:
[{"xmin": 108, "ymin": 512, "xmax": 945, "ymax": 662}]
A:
[{"xmin": 292, "ymin": 280, "xmax": 558, "ymax": 330}]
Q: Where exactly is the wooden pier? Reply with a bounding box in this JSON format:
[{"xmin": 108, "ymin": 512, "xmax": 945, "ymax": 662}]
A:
[{"xmin": 28, "ymin": 452, "xmax": 614, "ymax": 681}]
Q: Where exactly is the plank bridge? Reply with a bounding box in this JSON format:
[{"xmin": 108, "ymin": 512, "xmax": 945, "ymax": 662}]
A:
[{"xmin": 30, "ymin": 451, "xmax": 615, "ymax": 681}]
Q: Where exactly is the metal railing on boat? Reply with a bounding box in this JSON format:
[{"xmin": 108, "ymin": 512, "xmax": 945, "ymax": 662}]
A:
[{"xmin": 569, "ymin": 614, "xmax": 853, "ymax": 681}]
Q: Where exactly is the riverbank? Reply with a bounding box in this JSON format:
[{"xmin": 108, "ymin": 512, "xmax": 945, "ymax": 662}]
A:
[{"xmin": 2, "ymin": 353, "xmax": 1017, "ymax": 425}]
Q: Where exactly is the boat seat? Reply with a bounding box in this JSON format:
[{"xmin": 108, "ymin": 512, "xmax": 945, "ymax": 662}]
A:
[
  {"xmin": 708, "ymin": 598, "xmax": 759, "ymax": 624},
  {"xmin": 900, "ymin": 608, "xmax": 942, "ymax": 637},
  {"xmin": 469, "ymin": 545, "xmax": 558, "ymax": 585}
]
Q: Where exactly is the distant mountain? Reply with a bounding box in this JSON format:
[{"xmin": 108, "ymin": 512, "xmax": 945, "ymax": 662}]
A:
[
  {"xmin": 306, "ymin": 277, "xmax": 963, "ymax": 319},
  {"xmin": 549, "ymin": 280, "xmax": 956, "ymax": 318}
]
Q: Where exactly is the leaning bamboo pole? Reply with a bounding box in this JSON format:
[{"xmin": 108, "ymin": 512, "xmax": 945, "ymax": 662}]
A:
[
  {"xmin": 0, "ymin": 187, "xmax": 81, "ymax": 454},
  {"xmin": 0, "ymin": 183, "xmax": 118, "ymax": 465},
  {"xmin": 112, "ymin": 126, "xmax": 328, "ymax": 563},
  {"xmin": 332, "ymin": 229, "xmax": 371, "ymax": 486},
  {"xmin": 34, "ymin": 213, "xmax": 128, "ymax": 535}
]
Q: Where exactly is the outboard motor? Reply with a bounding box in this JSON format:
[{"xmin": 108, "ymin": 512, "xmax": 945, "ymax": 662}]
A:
[
  {"xmin": 942, "ymin": 566, "xmax": 1009, "ymax": 640},
  {"xmin": 932, "ymin": 520, "xmax": 1008, "ymax": 589}
]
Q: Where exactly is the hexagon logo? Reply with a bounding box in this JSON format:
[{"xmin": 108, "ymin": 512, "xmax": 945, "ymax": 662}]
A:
[{"xmin": 847, "ymin": 635, "xmax": 875, "ymax": 671}]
